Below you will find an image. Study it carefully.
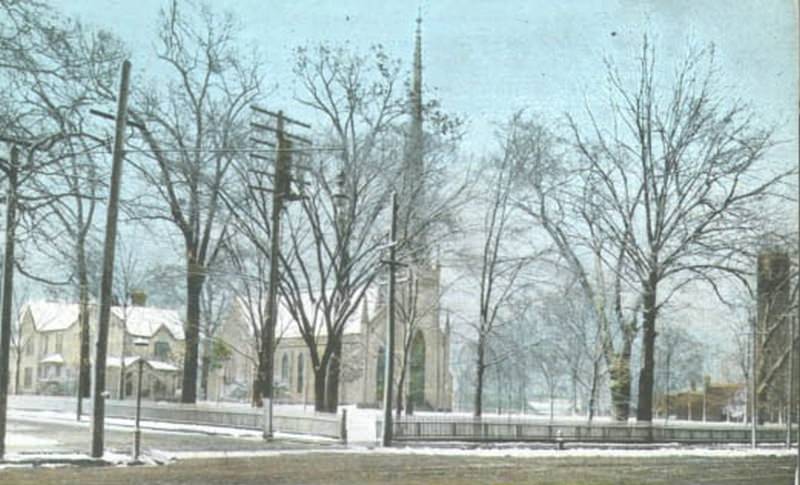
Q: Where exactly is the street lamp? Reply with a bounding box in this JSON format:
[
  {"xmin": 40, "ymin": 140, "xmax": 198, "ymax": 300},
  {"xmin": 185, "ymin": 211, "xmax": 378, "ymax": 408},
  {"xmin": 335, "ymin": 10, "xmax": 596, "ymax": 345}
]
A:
[{"xmin": 132, "ymin": 337, "xmax": 148, "ymax": 461}]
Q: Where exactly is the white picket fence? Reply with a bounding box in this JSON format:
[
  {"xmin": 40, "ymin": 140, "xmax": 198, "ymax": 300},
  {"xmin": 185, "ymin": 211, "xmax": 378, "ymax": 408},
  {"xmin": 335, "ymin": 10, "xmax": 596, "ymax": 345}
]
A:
[{"xmin": 8, "ymin": 395, "xmax": 346, "ymax": 442}]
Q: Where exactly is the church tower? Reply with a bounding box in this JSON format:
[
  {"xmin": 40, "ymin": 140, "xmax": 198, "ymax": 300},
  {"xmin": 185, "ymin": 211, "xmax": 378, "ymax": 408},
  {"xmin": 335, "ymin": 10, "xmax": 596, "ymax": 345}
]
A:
[{"xmin": 360, "ymin": 15, "xmax": 451, "ymax": 412}]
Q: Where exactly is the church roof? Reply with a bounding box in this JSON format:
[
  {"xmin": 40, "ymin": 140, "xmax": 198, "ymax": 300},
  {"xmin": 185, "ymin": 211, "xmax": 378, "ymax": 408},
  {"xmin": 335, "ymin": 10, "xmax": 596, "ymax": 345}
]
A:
[{"xmin": 235, "ymin": 287, "xmax": 380, "ymax": 340}]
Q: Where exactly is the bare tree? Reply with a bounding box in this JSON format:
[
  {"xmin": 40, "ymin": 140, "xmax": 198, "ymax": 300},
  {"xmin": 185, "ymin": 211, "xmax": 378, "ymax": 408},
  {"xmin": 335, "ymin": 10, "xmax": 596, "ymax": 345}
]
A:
[
  {"xmin": 566, "ymin": 38, "xmax": 788, "ymax": 422},
  {"xmin": 0, "ymin": 0, "xmax": 125, "ymax": 455},
  {"xmin": 467, "ymin": 140, "xmax": 534, "ymax": 418},
  {"xmin": 263, "ymin": 43, "xmax": 405, "ymax": 412},
  {"xmin": 508, "ymin": 111, "xmax": 642, "ymax": 421},
  {"xmin": 112, "ymin": 1, "xmax": 262, "ymax": 403}
]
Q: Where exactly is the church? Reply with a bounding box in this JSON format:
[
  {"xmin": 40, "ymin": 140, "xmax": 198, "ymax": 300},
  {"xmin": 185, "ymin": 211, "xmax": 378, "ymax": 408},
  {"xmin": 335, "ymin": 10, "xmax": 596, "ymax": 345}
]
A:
[
  {"xmin": 214, "ymin": 263, "xmax": 452, "ymax": 411},
  {"xmin": 212, "ymin": 18, "xmax": 452, "ymax": 411}
]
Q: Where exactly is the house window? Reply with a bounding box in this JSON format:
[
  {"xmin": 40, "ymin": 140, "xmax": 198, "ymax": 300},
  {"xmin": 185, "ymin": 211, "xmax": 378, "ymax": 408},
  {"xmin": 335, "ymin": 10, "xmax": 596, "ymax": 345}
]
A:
[
  {"xmin": 25, "ymin": 339, "xmax": 33, "ymax": 356},
  {"xmin": 296, "ymin": 354, "xmax": 304, "ymax": 394},
  {"xmin": 55, "ymin": 333, "xmax": 63, "ymax": 354},
  {"xmin": 24, "ymin": 368, "xmax": 32, "ymax": 388},
  {"xmin": 154, "ymin": 341, "xmax": 171, "ymax": 360},
  {"xmin": 41, "ymin": 335, "xmax": 49, "ymax": 355}
]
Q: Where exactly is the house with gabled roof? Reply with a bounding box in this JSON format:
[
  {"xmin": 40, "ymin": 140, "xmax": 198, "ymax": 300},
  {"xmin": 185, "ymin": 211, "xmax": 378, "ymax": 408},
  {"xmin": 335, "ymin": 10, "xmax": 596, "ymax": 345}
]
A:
[{"xmin": 15, "ymin": 296, "xmax": 185, "ymax": 400}]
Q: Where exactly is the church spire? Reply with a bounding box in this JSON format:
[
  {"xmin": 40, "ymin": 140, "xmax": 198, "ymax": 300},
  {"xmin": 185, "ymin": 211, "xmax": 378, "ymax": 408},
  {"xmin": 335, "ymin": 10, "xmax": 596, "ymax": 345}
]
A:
[
  {"xmin": 411, "ymin": 12, "xmax": 423, "ymax": 132},
  {"xmin": 401, "ymin": 11, "xmax": 427, "ymax": 263}
]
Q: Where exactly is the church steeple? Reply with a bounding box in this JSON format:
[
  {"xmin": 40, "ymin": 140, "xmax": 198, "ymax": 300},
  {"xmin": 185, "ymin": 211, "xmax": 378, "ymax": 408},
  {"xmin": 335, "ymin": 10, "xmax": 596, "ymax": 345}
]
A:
[
  {"xmin": 411, "ymin": 13, "xmax": 423, "ymax": 135},
  {"xmin": 402, "ymin": 12, "xmax": 427, "ymax": 263}
]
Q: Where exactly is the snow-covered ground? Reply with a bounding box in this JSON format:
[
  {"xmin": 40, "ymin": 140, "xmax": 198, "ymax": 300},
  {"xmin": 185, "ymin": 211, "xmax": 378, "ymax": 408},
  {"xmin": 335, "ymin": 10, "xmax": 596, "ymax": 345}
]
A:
[
  {"xmin": 0, "ymin": 450, "xmax": 159, "ymax": 470},
  {"xmin": 158, "ymin": 444, "xmax": 798, "ymax": 461},
  {"xmin": 7, "ymin": 409, "xmax": 340, "ymax": 444},
  {"xmin": 6, "ymin": 432, "xmax": 59, "ymax": 447}
]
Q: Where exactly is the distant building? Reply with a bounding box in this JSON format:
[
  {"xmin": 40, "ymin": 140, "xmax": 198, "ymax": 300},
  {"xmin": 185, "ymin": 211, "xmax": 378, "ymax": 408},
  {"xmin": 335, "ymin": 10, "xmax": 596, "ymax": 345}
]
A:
[
  {"xmin": 755, "ymin": 250, "xmax": 797, "ymax": 422},
  {"xmin": 13, "ymin": 298, "xmax": 184, "ymax": 400},
  {"xmin": 655, "ymin": 378, "xmax": 746, "ymax": 422}
]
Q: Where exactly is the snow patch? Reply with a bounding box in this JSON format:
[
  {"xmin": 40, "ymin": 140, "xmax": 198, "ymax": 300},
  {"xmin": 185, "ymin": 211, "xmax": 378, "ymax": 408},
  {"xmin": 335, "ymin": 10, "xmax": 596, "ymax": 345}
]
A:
[{"xmin": 6, "ymin": 433, "xmax": 59, "ymax": 447}]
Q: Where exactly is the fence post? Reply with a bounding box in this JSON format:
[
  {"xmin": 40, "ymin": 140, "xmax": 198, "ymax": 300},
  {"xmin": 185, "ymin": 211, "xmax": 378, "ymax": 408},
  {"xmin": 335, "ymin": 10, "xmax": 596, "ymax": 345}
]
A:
[
  {"xmin": 339, "ymin": 409, "xmax": 348, "ymax": 445},
  {"xmin": 263, "ymin": 403, "xmax": 272, "ymax": 439}
]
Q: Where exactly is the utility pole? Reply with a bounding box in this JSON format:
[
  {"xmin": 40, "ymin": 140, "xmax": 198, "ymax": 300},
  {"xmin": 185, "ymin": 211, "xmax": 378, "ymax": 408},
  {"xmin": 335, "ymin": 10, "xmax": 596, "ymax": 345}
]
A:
[
  {"xmin": 382, "ymin": 192, "xmax": 398, "ymax": 447},
  {"xmin": 0, "ymin": 145, "xmax": 19, "ymax": 459},
  {"xmin": 91, "ymin": 59, "xmax": 131, "ymax": 458},
  {"xmin": 795, "ymin": 106, "xmax": 800, "ymax": 485},
  {"xmin": 249, "ymin": 106, "xmax": 311, "ymax": 439},
  {"xmin": 751, "ymin": 317, "xmax": 758, "ymax": 449},
  {"xmin": 262, "ymin": 112, "xmax": 287, "ymax": 439},
  {"xmin": 788, "ymin": 315, "xmax": 795, "ymax": 447}
]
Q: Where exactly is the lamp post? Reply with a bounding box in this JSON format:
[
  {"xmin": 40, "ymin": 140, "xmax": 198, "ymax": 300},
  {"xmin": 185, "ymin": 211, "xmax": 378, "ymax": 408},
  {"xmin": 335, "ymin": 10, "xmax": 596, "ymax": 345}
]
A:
[{"xmin": 132, "ymin": 337, "xmax": 148, "ymax": 461}]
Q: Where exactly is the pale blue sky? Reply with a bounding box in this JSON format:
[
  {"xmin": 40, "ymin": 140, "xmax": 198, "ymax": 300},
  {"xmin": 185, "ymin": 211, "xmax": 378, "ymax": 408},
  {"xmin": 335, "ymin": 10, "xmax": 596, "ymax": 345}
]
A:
[{"xmin": 55, "ymin": 0, "xmax": 798, "ymax": 160}]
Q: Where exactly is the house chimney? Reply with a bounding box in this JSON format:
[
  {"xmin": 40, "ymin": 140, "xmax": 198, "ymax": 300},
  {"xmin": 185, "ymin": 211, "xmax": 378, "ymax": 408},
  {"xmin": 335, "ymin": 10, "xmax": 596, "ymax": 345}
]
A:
[{"xmin": 130, "ymin": 290, "xmax": 147, "ymax": 307}]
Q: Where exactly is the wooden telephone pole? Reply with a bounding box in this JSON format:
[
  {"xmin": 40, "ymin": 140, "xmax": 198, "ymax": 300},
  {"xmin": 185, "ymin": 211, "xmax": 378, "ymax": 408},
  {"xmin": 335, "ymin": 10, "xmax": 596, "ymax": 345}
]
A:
[
  {"xmin": 0, "ymin": 145, "xmax": 19, "ymax": 459},
  {"xmin": 382, "ymin": 192, "xmax": 399, "ymax": 447},
  {"xmin": 250, "ymin": 106, "xmax": 310, "ymax": 439},
  {"xmin": 91, "ymin": 59, "xmax": 131, "ymax": 458}
]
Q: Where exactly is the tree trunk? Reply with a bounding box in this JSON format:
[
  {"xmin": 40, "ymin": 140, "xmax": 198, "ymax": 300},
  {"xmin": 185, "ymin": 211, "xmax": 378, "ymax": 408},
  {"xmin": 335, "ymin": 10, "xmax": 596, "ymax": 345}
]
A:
[
  {"xmin": 325, "ymin": 336, "xmax": 342, "ymax": 413},
  {"xmin": 571, "ymin": 369, "xmax": 579, "ymax": 415},
  {"xmin": 474, "ymin": 336, "xmax": 486, "ymax": 417},
  {"xmin": 608, "ymin": 352, "xmax": 632, "ymax": 421},
  {"xmin": 665, "ymin": 352, "xmax": 671, "ymax": 424},
  {"xmin": 396, "ymin": 358, "xmax": 406, "ymax": 418},
  {"xmin": 636, "ymin": 277, "xmax": 658, "ymax": 422},
  {"xmin": 588, "ymin": 358, "xmax": 600, "ymax": 423},
  {"xmin": 181, "ymin": 258, "xmax": 205, "ymax": 404},
  {"xmin": 314, "ymin": 366, "xmax": 327, "ymax": 412},
  {"xmin": 14, "ymin": 347, "xmax": 21, "ymax": 396},
  {"xmin": 200, "ymin": 354, "xmax": 210, "ymax": 401},
  {"xmin": 252, "ymin": 375, "xmax": 263, "ymax": 407}
]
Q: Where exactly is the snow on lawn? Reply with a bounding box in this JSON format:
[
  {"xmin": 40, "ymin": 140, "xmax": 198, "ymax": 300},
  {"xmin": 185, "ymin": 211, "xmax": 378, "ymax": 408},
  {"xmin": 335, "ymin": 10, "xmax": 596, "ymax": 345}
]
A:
[
  {"xmin": 8, "ymin": 409, "xmax": 264, "ymax": 439},
  {"xmin": 159, "ymin": 444, "xmax": 798, "ymax": 461},
  {"xmin": 6, "ymin": 432, "xmax": 59, "ymax": 447},
  {"xmin": 0, "ymin": 450, "xmax": 161, "ymax": 469},
  {"xmin": 8, "ymin": 409, "xmax": 340, "ymax": 445}
]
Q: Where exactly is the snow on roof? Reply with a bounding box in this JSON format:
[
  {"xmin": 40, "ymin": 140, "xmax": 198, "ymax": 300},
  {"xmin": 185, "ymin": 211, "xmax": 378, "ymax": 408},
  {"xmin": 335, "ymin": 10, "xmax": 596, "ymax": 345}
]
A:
[
  {"xmin": 39, "ymin": 354, "xmax": 65, "ymax": 365},
  {"xmin": 106, "ymin": 356, "xmax": 141, "ymax": 368},
  {"xmin": 23, "ymin": 302, "xmax": 80, "ymax": 332},
  {"xmin": 236, "ymin": 287, "xmax": 380, "ymax": 339},
  {"xmin": 145, "ymin": 360, "xmax": 179, "ymax": 372},
  {"xmin": 20, "ymin": 301, "xmax": 184, "ymax": 340},
  {"xmin": 107, "ymin": 356, "xmax": 179, "ymax": 372},
  {"xmin": 112, "ymin": 306, "xmax": 184, "ymax": 341}
]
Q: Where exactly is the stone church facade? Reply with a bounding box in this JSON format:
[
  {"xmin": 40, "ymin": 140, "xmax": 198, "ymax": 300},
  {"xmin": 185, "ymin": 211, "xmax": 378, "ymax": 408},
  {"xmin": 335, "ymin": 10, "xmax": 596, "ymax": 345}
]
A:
[{"xmin": 212, "ymin": 263, "xmax": 452, "ymax": 411}]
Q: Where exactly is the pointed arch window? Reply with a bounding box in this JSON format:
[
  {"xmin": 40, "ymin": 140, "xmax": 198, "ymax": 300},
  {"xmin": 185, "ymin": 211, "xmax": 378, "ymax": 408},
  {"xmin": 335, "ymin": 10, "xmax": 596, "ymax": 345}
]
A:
[
  {"xmin": 297, "ymin": 354, "xmax": 304, "ymax": 394},
  {"xmin": 281, "ymin": 353, "xmax": 289, "ymax": 383}
]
